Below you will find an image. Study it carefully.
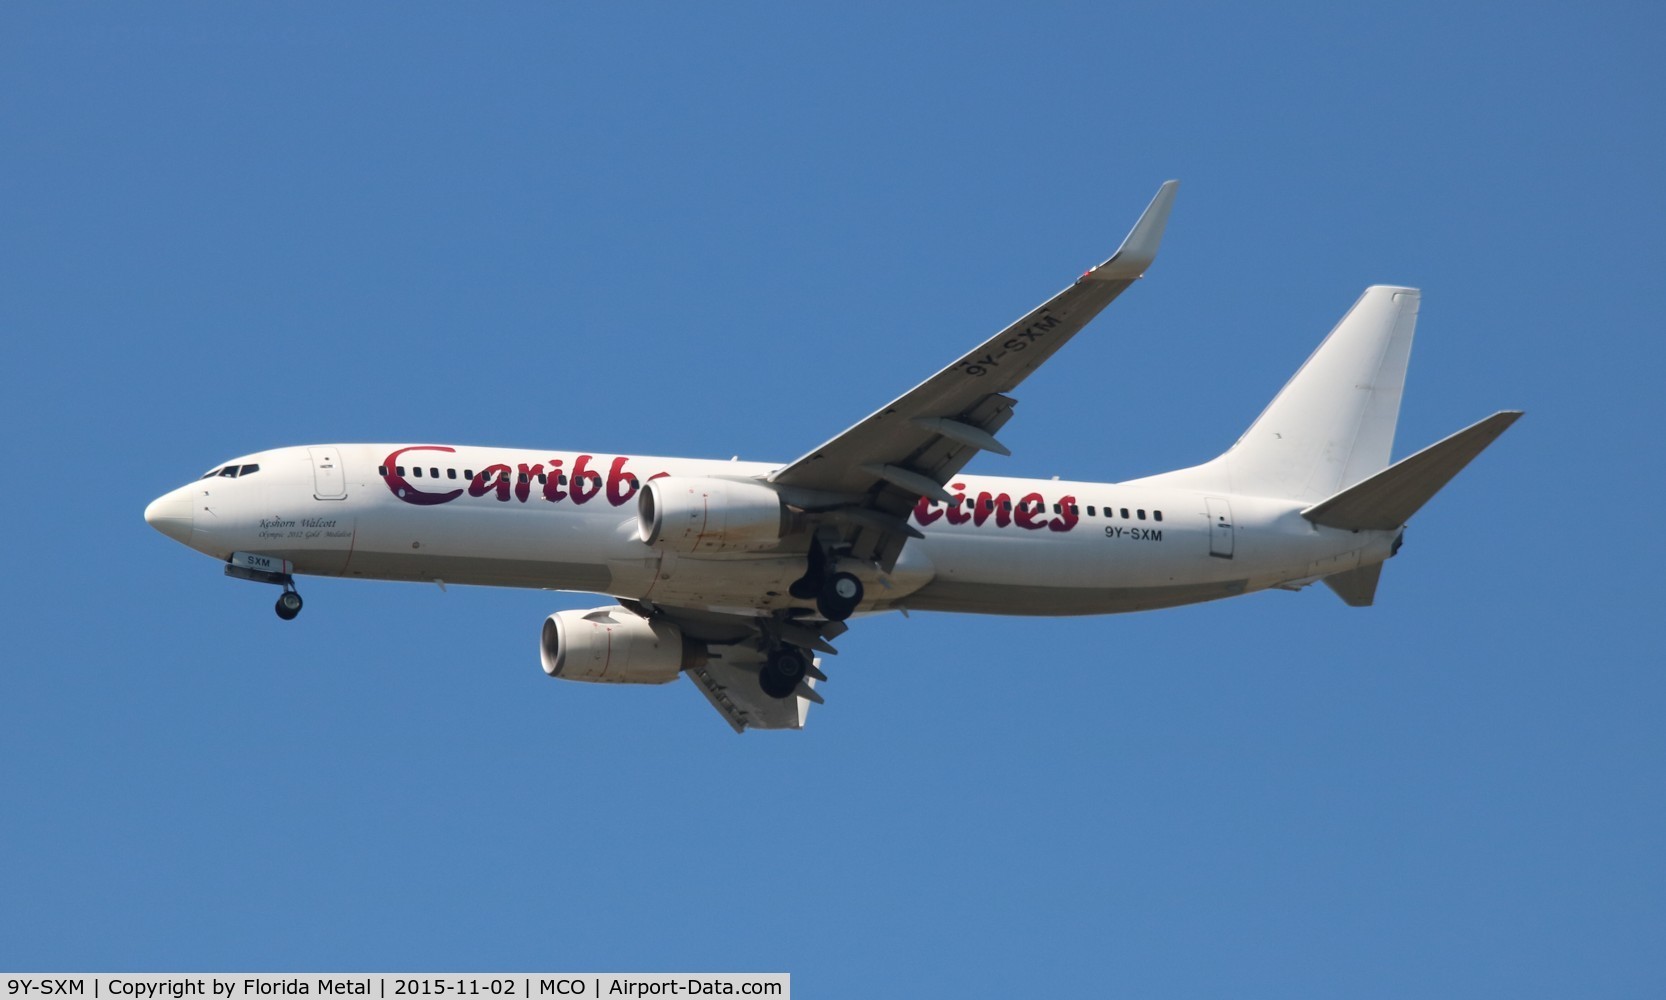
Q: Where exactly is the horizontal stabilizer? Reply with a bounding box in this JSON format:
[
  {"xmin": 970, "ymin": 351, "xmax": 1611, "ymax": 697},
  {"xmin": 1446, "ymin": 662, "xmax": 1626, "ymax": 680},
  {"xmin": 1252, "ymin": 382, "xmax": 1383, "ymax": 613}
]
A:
[
  {"xmin": 1303, "ymin": 411, "xmax": 1522, "ymax": 530},
  {"xmin": 1322, "ymin": 563, "xmax": 1383, "ymax": 607}
]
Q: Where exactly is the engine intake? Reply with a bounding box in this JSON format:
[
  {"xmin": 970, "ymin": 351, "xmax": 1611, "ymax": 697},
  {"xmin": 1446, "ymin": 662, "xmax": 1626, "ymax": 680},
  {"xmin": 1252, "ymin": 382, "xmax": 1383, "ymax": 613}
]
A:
[
  {"xmin": 636, "ymin": 476, "xmax": 789, "ymax": 554},
  {"xmin": 540, "ymin": 606, "xmax": 704, "ymax": 684}
]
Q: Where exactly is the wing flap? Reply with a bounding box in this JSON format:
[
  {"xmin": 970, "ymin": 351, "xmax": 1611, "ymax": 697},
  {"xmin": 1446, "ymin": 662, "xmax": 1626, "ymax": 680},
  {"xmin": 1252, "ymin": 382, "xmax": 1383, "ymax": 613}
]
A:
[
  {"xmin": 686, "ymin": 649, "xmax": 818, "ymax": 733},
  {"xmin": 639, "ymin": 603, "xmax": 834, "ymax": 732}
]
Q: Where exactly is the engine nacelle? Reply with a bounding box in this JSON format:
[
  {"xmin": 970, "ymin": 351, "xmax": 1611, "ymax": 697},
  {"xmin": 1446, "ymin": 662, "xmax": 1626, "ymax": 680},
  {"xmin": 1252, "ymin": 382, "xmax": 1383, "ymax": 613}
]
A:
[
  {"xmin": 636, "ymin": 476, "xmax": 789, "ymax": 554},
  {"xmin": 540, "ymin": 606, "xmax": 703, "ymax": 684}
]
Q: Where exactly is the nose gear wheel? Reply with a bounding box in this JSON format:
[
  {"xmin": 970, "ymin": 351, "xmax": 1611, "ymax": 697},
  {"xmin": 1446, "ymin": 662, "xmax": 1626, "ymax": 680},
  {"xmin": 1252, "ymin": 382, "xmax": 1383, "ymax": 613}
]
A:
[{"xmin": 275, "ymin": 587, "xmax": 303, "ymax": 621}]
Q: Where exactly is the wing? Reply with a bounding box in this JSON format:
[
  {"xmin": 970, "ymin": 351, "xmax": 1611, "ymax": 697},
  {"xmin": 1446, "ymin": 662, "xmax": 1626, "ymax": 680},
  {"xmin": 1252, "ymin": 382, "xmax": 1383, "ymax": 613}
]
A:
[
  {"xmin": 769, "ymin": 180, "xmax": 1179, "ymax": 571},
  {"xmin": 623, "ymin": 183, "xmax": 1179, "ymax": 731},
  {"xmin": 622, "ymin": 600, "xmax": 840, "ymax": 733},
  {"xmin": 686, "ymin": 646, "xmax": 821, "ymax": 733}
]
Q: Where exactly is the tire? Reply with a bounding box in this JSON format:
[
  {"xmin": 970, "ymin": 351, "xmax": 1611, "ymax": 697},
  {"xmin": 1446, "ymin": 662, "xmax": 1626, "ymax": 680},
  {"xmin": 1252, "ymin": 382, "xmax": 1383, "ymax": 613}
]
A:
[
  {"xmin": 815, "ymin": 572, "xmax": 863, "ymax": 621},
  {"xmin": 759, "ymin": 648, "xmax": 808, "ymax": 699},
  {"xmin": 275, "ymin": 592, "xmax": 303, "ymax": 620}
]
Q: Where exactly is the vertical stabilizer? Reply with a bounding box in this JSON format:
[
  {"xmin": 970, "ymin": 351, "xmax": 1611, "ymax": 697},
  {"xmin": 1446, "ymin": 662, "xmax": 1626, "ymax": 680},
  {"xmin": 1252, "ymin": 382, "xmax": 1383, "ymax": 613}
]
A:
[
  {"xmin": 1138, "ymin": 286, "xmax": 1420, "ymax": 501},
  {"xmin": 1226, "ymin": 286, "xmax": 1418, "ymax": 501}
]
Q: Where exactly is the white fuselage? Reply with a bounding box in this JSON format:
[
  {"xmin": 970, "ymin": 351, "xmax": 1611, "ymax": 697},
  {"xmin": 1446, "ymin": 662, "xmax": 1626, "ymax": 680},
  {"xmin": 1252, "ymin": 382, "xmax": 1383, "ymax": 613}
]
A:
[{"xmin": 146, "ymin": 443, "xmax": 1397, "ymax": 617}]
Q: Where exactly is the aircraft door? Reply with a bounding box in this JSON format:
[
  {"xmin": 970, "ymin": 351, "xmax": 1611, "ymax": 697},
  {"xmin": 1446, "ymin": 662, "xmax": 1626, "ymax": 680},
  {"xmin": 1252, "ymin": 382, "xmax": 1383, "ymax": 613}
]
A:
[
  {"xmin": 309, "ymin": 447, "xmax": 348, "ymax": 500},
  {"xmin": 1206, "ymin": 497, "xmax": 1234, "ymax": 559}
]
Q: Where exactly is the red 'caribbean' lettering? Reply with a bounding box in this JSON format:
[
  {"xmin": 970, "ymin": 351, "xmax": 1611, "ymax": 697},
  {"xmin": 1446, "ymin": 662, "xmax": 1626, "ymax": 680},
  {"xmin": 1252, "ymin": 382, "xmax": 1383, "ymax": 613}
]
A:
[
  {"xmin": 946, "ymin": 483, "xmax": 972, "ymax": 525},
  {"xmin": 973, "ymin": 491, "xmax": 1012, "ymax": 528},
  {"xmin": 605, "ymin": 456, "xmax": 639, "ymax": 506},
  {"xmin": 912, "ymin": 485, "xmax": 1075, "ymax": 533},
  {"xmin": 384, "ymin": 447, "xmax": 662, "ymax": 511},
  {"xmin": 381, "ymin": 446, "xmax": 464, "ymax": 506},
  {"xmin": 382, "ymin": 447, "xmax": 1072, "ymax": 533},
  {"xmin": 1013, "ymin": 492, "xmax": 1049, "ymax": 530},
  {"xmin": 569, "ymin": 454, "xmax": 603, "ymax": 504},
  {"xmin": 515, "ymin": 463, "xmax": 543, "ymax": 503},
  {"xmin": 469, "ymin": 464, "xmax": 512, "ymax": 502},
  {"xmin": 542, "ymin": 459, "xmax": 566, "ymax": 501},
  {"xmin": 1049, "ymin": 495, "xmax": 1079, "ymax": 533}
]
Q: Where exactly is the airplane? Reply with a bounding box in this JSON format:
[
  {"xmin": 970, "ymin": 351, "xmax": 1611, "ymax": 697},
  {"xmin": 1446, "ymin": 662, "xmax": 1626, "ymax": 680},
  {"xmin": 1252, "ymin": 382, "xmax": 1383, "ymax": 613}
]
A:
[{"xmin": 144, "ymin": 181, "xmax": 1521, "ymax": 732}]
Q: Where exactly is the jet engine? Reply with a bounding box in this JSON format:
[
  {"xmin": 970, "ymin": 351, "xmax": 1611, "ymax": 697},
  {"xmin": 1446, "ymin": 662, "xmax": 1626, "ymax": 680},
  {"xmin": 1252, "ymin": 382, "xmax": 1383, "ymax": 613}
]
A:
[
  {"xmin": 636, "ymin": 476, "xmax": 789, "ymax": 554},
  {"xmin": 540, "ymin": 606, "xmax": 705, "ymax": 684}
]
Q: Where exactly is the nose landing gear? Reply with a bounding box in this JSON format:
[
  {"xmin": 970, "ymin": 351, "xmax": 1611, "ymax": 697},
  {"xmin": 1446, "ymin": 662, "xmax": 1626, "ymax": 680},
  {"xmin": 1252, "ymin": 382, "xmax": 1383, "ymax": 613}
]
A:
[{"xmin": 224, "ymin": 554, "xmax": 305, "ymax": 621}]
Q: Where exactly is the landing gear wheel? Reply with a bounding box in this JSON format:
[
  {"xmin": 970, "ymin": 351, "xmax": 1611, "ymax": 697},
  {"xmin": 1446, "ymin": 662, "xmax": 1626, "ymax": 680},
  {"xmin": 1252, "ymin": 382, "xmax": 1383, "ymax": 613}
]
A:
[
  {"xmin": 759, "ymin": 648, "xmax": 809, "ymax": 700},
  {"xmin": 275, "ymin": 590, "xmax": 303, "ymax": 621},
  {"xmin": 815, "ymin": 571, "xmax": 863, "ymax": 622}
]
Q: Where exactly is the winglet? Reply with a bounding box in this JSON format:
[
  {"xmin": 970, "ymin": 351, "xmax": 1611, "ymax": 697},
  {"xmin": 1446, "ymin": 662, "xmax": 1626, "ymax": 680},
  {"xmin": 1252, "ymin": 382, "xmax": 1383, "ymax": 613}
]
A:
[{"xmin": 1089, "ymin": 179, "xmax": 1179, "ymax": 280}]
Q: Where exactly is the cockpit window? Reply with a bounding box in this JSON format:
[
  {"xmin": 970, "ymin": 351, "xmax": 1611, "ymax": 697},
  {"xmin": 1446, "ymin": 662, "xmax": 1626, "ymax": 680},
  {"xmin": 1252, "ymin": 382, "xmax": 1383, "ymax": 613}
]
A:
[{"xmin": 200, "ymin": 463, "xmax": 260, "ymax": 480}]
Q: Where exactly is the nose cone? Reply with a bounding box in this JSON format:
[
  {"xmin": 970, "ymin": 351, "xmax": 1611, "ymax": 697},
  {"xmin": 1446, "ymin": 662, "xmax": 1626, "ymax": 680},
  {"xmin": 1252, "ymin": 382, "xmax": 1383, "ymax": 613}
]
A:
[{"xmin": 144, "ymin": 489, "xmax": 195, "ymax": 544}]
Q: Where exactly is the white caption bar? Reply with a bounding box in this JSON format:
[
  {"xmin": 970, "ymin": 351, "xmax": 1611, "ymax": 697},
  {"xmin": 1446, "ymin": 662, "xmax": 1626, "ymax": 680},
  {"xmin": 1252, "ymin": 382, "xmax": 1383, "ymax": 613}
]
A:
[{"xmin": 2, "ymin": 977, "xmax": 787, "ymax": 1000}]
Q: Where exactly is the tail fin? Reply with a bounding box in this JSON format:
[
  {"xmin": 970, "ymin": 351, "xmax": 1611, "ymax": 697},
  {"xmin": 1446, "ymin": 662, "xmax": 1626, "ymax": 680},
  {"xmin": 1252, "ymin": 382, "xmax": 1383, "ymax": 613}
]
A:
[
  {"xmin": 1223, "ymin": 286, "xmax": 1420, "ymax": 501},
  {"xmin": 1129, "ymin": 286, "xmax": 1518, "ymax": 609},
  {"xmin": 1138, "ymin": 286, "xmax": 1420, "ymax": 501}
]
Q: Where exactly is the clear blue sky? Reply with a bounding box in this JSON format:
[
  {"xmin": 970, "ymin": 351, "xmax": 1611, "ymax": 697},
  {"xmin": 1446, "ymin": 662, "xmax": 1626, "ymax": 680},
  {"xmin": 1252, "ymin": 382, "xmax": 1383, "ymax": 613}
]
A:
[{"xmin": 3, "ymin": 3, "xmax": 1662, "ymax": 995}]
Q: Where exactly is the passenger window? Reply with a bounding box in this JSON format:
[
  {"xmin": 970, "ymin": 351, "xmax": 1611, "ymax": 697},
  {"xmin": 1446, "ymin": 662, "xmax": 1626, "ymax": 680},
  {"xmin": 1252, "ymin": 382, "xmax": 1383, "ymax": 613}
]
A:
[
  {"xmin": 430, "ymin": 467, "xmax": 439, "ymax": 478},
  {"xmin": 464, "ymin": 470, "xmax": 474, "ymax": 480},
  {"xmin": 413, "ymin": 467, "xmax": 423, "ymax": 477},
  {"xmin": 538, "ymin": 473, "xmax": 547, "ymax": 484},
  {"xmin": 1120, "ymin": 508, "xmax": 1130, "ymax": 519},
  {"xmin": 396, "ymin": 466, "xmax": 406, "ymax": 476},
  {"xmin": 518, "ymin": 472, "xmax": 528, "ymax": 484},
  {"xmin": 447, "ymin": 469, "xmax": 457, "ymax": 480},
  {"xmin": 1087, "ymin": 506, "xmax": 1096, "ymax": 516},
  {"xmin": 1137, "ymin": 509, "xmax": 1146, "ymax": 520},
  {"xmin": 378, "ymin": 466, "xmax": 388, "ymax": 476},
  {"xmin": 1069, "ymin": 504, "xmax": 1079, "ymax": 515},
  {"xmin": 1001, "ymin": 500, "xmax": 1012, "ymax": 512},
  {"xmin": 1154, "ymin": 511, "xmax": 1163, "ymax": 522}
]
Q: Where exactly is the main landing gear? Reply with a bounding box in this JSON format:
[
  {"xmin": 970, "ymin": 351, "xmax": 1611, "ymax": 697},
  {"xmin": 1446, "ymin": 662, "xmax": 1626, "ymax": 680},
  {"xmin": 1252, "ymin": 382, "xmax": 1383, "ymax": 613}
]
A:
[
  {"xmin": 817, "ymin": 572, "xmax": 863, "ymax": 622},
  {"xmin": 788, "ymin": 539, "xmax": 865, "ymax": 622},
  {"xmin": 758, "ymin": 646, "xmax": 810, "ymax": 699}
]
